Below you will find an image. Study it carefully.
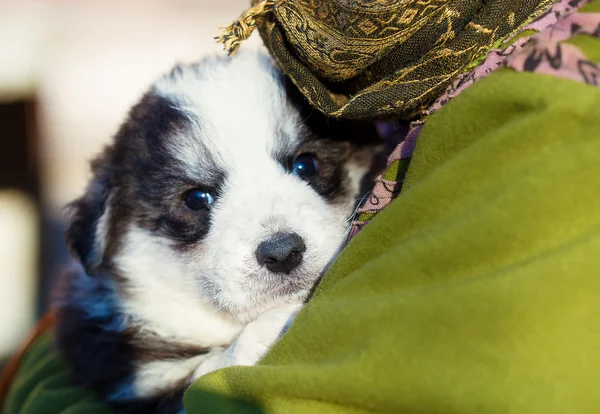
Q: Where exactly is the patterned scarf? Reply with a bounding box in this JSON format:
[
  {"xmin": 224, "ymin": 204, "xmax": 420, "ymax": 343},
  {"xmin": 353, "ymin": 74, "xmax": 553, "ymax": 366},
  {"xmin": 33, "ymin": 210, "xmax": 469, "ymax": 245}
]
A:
[{"xmin": 219, "ymin": 0, "xmax": 555, "ymax": 120}]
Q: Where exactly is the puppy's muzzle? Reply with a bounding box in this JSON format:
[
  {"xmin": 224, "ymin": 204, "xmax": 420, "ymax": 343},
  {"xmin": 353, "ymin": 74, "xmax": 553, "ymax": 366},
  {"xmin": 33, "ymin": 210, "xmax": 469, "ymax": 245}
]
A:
[{"xmin": 255, "ymin": 232, "xmax": 306, "ymax": 274}]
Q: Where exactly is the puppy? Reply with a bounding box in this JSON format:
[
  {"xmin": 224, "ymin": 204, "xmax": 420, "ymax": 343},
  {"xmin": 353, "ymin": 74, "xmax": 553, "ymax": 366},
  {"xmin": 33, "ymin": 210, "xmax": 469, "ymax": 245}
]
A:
[{"xmin": 54, "ymin": 51, "xmax": 379, "ymax": 414}]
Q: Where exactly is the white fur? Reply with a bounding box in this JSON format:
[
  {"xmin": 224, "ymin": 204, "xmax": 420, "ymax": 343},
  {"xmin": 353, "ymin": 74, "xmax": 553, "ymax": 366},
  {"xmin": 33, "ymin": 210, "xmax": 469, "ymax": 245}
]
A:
[
  {"xmin": 129, "ymin": 353, "xmax": 217, "ymax": 401},
  {"xmin": 192, "ymin": 303, "xmax": 302, "ymax": 379},
  {"xmin": 126, "ymin": 304, "xmax": 299, "ymax": 399},
  {"xmin": 92, "ymin": 201, "xmax": 110, "ymax": 266},
  {"xmin": 115, "ymin": 226, "xmax": 243, "ymax": 346}
]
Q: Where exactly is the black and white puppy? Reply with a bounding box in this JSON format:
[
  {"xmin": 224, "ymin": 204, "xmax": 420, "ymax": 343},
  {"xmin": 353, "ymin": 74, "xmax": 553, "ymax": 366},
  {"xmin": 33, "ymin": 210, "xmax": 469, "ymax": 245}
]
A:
[{"xmin": 54, "ymin": 51, "xmax": 378, "ymax": 414}]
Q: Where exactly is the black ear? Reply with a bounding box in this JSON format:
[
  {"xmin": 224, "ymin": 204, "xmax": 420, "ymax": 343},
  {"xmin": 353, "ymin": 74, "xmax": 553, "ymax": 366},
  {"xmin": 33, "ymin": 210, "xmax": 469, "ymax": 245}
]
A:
[{"xmin": 65, "ymin": 156, "xmax": 112, "ymax": 271}]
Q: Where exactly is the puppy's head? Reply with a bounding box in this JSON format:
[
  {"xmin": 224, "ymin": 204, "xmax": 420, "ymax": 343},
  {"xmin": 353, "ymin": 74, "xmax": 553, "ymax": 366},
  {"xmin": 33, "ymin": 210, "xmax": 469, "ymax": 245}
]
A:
[{"xmin": 66, "ymin": 52, "xmax": 378, "ymax": 323}]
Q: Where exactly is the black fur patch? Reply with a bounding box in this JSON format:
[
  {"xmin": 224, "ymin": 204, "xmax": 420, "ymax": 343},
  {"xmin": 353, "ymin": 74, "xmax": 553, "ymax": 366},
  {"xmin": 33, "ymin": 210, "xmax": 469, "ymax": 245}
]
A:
[
  {"xmin": 279, "ymin": 77, "xmax": 379, "ymax": 203},
  {"xmin": 54, "ymin": 267, "xmax": 209, "ymax": 414},
  {"xmin": 65, "ymin": 155, "xmax": 113, "ymax": 268},
  {"xmin": 293, "ymin": 138, "xmax": 351, "ymax": 200},
  {"xmin": 65, "ymin": 90, "xmax": 227, "ymax": 266}
]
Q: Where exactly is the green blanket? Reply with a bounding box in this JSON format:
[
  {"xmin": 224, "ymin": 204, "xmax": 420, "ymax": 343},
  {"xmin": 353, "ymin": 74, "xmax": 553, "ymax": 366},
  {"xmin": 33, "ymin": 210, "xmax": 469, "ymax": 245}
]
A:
[{"xmin": 3, "ymin": 68, "xmax": 600, "ymax": 414}]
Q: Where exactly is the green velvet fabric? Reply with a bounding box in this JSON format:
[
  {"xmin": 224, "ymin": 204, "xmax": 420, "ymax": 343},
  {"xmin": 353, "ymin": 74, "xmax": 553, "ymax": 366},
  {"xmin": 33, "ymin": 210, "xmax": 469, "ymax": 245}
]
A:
[{"xmin": 3, "ymin": 69, "xmax": 600, "ymax": 413}]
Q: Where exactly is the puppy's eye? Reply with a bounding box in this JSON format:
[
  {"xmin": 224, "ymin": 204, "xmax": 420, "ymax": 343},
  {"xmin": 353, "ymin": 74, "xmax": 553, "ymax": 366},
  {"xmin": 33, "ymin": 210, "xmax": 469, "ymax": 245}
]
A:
[
  {"xmin": 183, "ymin": 189, "xmax": 214, "ymax": 210},
  {"xmin": 292, "ymin": 153, "xmax": 318, "ymax": 179}
]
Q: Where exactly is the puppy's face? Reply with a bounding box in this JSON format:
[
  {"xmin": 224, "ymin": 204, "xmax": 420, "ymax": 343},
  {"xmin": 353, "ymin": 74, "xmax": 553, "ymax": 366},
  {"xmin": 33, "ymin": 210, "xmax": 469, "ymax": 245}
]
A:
[{"xmin": 68, "ymin": 52, "xmax": 377, "ymax": 324}]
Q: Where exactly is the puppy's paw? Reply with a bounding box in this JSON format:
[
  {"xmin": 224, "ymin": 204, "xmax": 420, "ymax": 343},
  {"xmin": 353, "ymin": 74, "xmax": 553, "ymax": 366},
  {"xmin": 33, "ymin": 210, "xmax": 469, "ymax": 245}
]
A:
[
  {"xmin": 191, "ymin": 304, "xmax": 302, "ymax": 380},
  {"xmin": 232, "ymin": 303, "xmax": 302, "ymax": 366}
]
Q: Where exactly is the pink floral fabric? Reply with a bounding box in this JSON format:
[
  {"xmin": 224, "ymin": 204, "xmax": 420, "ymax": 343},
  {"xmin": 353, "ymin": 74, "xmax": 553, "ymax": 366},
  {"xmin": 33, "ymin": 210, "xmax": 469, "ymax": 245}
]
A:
[{"xmin": 505, "ymin": 11, "xmax": 600, "ymax": 84}]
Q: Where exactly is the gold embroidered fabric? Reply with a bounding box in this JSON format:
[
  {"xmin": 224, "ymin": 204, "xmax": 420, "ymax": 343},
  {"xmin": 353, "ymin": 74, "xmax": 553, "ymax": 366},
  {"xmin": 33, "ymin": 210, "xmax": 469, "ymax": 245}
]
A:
[{"xmin": 248, "ymin": 0, "xmax": 555, "ymax": 120}]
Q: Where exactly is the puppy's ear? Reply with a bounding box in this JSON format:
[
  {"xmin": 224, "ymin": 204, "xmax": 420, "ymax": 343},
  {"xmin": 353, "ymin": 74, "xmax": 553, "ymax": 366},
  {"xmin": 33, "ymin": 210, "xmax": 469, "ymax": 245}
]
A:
[{"xmin": 65, "ymin": 155, "xmax": 112, "ymax": 272}]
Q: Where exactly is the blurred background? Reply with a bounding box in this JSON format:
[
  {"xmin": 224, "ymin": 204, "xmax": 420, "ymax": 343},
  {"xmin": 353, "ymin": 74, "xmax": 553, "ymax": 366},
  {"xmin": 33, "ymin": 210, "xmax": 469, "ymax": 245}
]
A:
[{"xmin": 0, "ymin": 0, "xmax": 259, "ymax": 367}]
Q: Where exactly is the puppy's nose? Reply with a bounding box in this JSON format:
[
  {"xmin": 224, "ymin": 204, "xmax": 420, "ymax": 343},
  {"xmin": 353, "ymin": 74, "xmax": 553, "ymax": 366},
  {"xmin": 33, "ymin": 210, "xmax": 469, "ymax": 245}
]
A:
[{"xmin": 255, "ymin": 232, "xmax": 306, "ymax": 274}]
